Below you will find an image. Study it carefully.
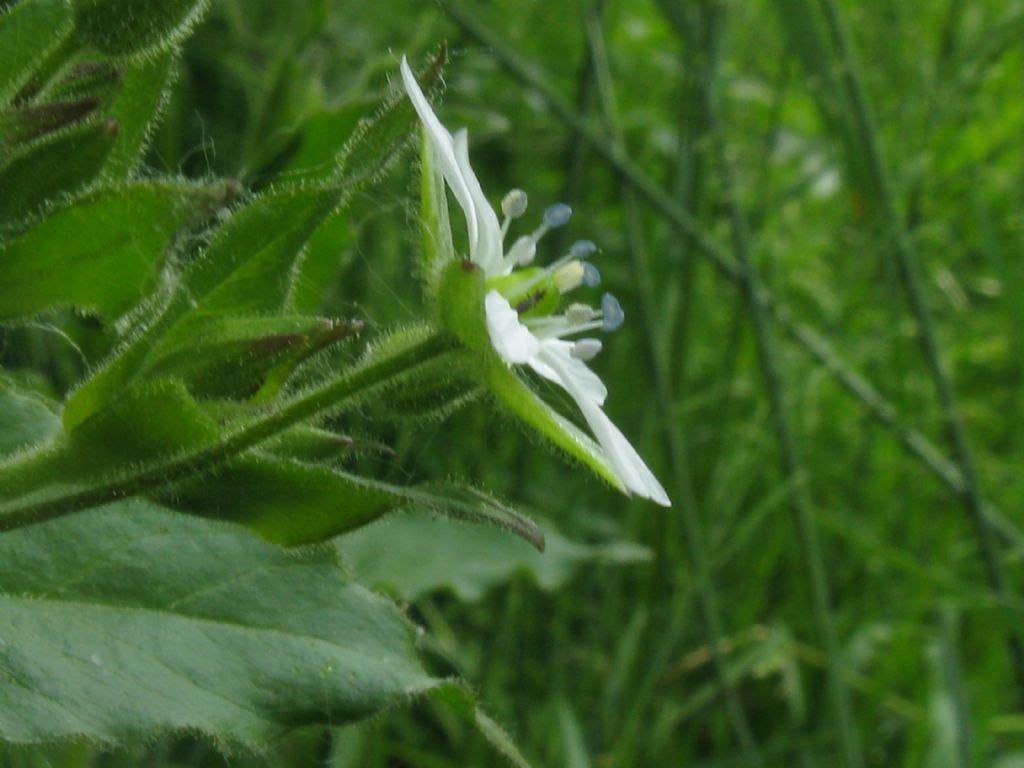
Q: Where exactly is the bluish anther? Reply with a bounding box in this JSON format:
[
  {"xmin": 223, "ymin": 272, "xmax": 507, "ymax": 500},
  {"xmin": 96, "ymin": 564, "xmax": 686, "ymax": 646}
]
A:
[
  {"xmin": 601, "ymin": 293, "xmax": 624, "ymax": 331},
  {"xmin": 582, "ymin": 263, "xmax": 601, "ymax": 288},
  {"xmin": 543, "ymin": 203, "xmax": 573, "ymax": 228},
  {"xmin": 570, "ymin": 239, "xmax": 598, "ymax": 259}
]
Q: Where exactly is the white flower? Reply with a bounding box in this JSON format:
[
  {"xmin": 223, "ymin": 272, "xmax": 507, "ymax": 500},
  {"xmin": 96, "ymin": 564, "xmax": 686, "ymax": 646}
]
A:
[{"xmin": 401, "ymin": 57, "xmax": 670, "ymax": 507}]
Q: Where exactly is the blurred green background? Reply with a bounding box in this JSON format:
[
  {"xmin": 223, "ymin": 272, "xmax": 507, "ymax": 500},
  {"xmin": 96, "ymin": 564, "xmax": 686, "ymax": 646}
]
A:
[{"xmin": 6, "ymin": 0, "xmax": 1024, "ymax": 765}]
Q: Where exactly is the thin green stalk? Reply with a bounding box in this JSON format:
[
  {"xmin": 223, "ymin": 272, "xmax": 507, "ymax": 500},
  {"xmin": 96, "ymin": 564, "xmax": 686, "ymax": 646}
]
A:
[
  {"xmin": 816, "ymin": 0, "xmax": 1024, "ymax": 702},
  {"xmin": 0, "ymin": 331, "xmax": 456, "ymax": 531},
  {"xmin": 711, "ymin": 97, "xmax": 863, "ymax": 768},
  {"xmin": 438, "ymin": 0, "xmax": 1024, "ymax": 554},
  {"xmin": 581, "ymin": 4, "xmax": 764, "ymax": 764}
]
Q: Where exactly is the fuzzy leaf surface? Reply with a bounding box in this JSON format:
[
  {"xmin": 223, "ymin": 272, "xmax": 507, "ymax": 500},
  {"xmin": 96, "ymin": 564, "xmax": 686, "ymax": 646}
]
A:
[
  {"xmin": 0, "ymin": 499, "xmax": 441, "ymax": 746},
  {"xmin": 0, "ymin": 116, "xmax": 118, "ymax": 223},
  {"xmin": 0, "ymin": 182, "xmax": 200, "ymax": 321},
  {"xmin": 71, "ymin": 0, "xmax": 210, "ymax": 59},
  {"xmin": 0, "ymin": 376, "xmax": 61, "ymax": 457},
  {"xmin": 101, "ymin": 49, "xmax": 178, "ymax": 178},
  {"xmin": 0, "ymin": 0, "xmax": 74, "ymax": 103},
  {"xmin": 167, "ymin": 454, "xmax": 544, "ymax": 548}
]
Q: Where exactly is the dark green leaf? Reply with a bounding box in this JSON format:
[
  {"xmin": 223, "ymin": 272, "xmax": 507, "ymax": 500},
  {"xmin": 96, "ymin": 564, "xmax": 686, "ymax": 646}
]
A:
[
  {"xmin": 0, "ymin": 116, "xmax": 118, "ymax": 223},
  {"xmin": 0, "ymin": 0, "xmax": 74, "ymax": 104},
  {"xmin": 71, "ymin": 0, "xmax": 210, "ymax": 59},
  {"xmin": 0, "ymin": 97, "xmax": 100, "ymax": 146},
  {"xmin": 167, "ymin": 454, "xmax": 543, "ymax": 548},
  {"xmin": 64, "ymin": 377, "xmax": 220, "ymax": 477},
  {"xmin": 0, "ymin": 375, "xmax": 61, "ymax": 457},
  {"xmin": 140, "ymin": 313, "xmax": 362, "ymax": 400}
]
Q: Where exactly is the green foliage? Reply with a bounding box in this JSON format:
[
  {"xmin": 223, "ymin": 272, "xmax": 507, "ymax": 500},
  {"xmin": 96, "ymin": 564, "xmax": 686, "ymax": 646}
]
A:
[
  {"xmin": 0, "ymin": 500, "xmax": 443, "ymax": 745},
  {"xmin": 338, "ymin": 510, "xmax": 649, "ymax": 602},
  {"xmin": 0, "ymin": 3, "xmax": 555, "ymax": 762},
  {"xmin": 0, "ymin": 181, "xmax": 201, "ymax": 320},
  {"xmin": 72, "ymin": 0, "xmax": 210, "ymax": 59},
  {"xmin": 0, "ymin": 0, "xmax": 74, "ymax": 103},
  {"xmin": 7, "ymin": 0, "xmax": 1020, "ymax": 765}
]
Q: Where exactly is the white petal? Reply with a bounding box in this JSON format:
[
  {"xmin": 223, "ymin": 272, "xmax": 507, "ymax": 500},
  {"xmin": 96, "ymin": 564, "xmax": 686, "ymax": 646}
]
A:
[
  {"xmin": 485, "ymin": 290, "xmax": 539, "ymax": 364},
  {"xmin": 452, "ymin": 129, "xmax": 504, "ymax": 275},
  {"xmin": 578, "ymin": 397, "xmax": 671, "ymax": 506},
  {"xmin": 539, "ymin": 344, "xmax": 670, "ymax": 506},
  {"xmin": 533, "ymin": 340, "xmax": 607, "ymax": 405},
  {"xmin": 400, "ymin": 57, "xmax": 478, "ymax": 256}
]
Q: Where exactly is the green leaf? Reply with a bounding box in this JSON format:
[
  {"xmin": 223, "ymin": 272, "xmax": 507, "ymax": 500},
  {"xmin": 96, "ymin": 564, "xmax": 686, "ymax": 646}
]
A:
[
  {"xmin": 163, "ymin": 455, "xmax": 397, "ymax": 545},
  {"xmin": 0, "ymin": 116, "xmax": 118, "ymax": 223},
  {"xmin": 0, "ymin": 375, "xmax": 62, "ymax": 457},
  {"xmin": 71, "ymin": 0, "xmax": 210, "ymax": 59},
  {"xmin": 61, "ymin": 289, "xmax": 189, "ymax": 431},
  {"xmin": 0, "ymin": 499, "xmax": 443, "ymax": 746},
  {"xmin": 140, "ymin": 313, "xmax": 362, "ymax": 400},
  {"xmin": 101, "ymin": 48, "xmax": 178, "ymax": 178},
  {"xmin": 338, "ymin": 510, "xmax": 650, "ymax": 602},
  {"xmin": 167, "ymin": 454, "xmax": 544, "ymax": 548},
  {"xmin": 329, "ymin": 45, "xmax": 448, "ymax": 189},
  {"xmin": 286, "ymin": 209, "xmax": 356, "ymax": 313},
  {"xmin": 275, "ymin": 99, "xmax": 372, "ymax": 183},
  {"xmin": 184, "ymin": 186, "xmax": 342, "ymax": 313},
  {"xmin": 64, "ymin": 377, "xmax": 220, "ymax": 477},
  {"xmin": 0, "ymin": 0, "xmax": 74, "ymax": 104},
  {"xmin": 61, "ymin": 179, "xmax": 324, "ymax": 426},
  {"xmin": 0, "ymin": 181, "xmax": 201, "ymax": 321}
]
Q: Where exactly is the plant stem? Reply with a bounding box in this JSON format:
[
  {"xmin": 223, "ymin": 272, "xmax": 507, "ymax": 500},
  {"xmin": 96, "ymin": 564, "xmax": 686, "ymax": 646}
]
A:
[
  {"xmin": 0, "ymin": 331, "xmax": 456, "ymax": 531},
  {"xmin": 815, "ymin": 0, "xmax": 1024, "ymax": 703}
]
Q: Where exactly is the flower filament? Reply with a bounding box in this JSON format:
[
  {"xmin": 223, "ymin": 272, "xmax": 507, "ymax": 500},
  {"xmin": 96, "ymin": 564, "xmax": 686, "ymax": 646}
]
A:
[{"xmin": 489, "ymin": 194, "xmax": 623, "ymax": 363}]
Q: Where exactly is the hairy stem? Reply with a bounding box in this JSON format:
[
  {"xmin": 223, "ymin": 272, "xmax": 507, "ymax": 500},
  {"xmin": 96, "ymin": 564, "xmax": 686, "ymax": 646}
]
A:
[{"xmin": 0, "ymin": 332, "xmax": 456, "ymax": 531}]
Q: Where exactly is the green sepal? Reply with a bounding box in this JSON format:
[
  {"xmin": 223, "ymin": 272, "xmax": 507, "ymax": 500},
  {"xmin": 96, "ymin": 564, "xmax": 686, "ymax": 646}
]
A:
[
  {"xmin": 0, "ymin": 115, "xmax": 118, "ymax": 223},
  {"xmin": 482, "ymin": 357, "xmax": 626, "ymax": 495},
  {"xmin": 419, "ymin": 120, "xmax": 455, "ymax": 294},
  {"xmin": 71, "ymin": 0, "xmax": 211, "ymax": 60},
  {"xmin": 436, "ymin": 258, "xmax": 491, "ymax": 353}
]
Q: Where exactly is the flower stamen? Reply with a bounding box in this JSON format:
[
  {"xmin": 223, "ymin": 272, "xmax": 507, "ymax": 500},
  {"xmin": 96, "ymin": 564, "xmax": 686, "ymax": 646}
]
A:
[{"xmin": 501, "ymin": 189, "xmax": 528, "ymax": 238}]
